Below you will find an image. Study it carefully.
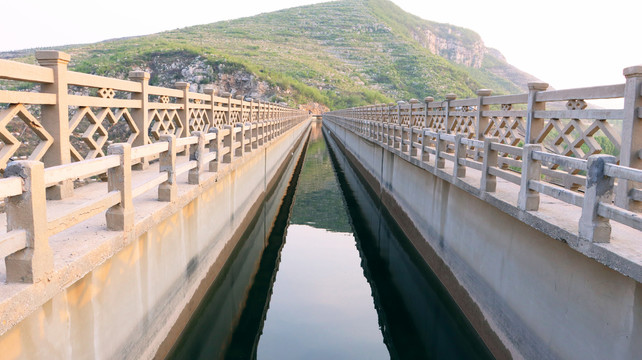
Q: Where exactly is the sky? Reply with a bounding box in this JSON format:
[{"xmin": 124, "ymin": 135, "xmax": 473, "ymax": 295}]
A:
[{"xmin": 1, "ymin": 0, "xmax": 640, "ymax": 91}]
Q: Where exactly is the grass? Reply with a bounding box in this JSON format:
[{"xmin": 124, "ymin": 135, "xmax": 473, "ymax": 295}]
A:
[{"xmin": 2, "ymin": 0, "xmax": 534, "ymax": 110}]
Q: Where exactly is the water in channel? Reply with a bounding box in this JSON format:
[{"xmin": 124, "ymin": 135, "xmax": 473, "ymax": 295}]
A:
[{"xmin": 168, "ymin": 121, "xmax": 493, "ymax": 359}]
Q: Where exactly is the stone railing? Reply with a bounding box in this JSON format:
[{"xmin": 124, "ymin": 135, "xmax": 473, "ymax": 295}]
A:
[
  {"xmin": 324, "ymin": 65, "xmax": 642, "ymax": 246},
  {"xmin": 0, "ymin": 51, "xmax": 307, "ymax": 283}
]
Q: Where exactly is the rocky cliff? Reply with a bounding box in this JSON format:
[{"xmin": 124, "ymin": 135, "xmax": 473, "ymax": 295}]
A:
[{"xmin": 411, "ymin": 25, "xmax": 485, "ymax": 68}]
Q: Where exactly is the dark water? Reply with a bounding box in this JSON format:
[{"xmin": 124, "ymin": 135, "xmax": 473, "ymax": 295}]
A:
[{"xmin": 168, "ymin": 121, "xmax": 493, "ymax": 359}]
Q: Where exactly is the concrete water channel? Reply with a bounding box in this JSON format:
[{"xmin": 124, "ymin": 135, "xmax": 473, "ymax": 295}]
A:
[{"xmin": 167, "ymin": 120, "xmax": 493, "ymax": 359}]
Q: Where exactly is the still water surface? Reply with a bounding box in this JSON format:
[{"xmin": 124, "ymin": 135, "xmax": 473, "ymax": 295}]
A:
[{"xmin": 169, "ymin": 121, "xmax": 493, "ymax": 359}]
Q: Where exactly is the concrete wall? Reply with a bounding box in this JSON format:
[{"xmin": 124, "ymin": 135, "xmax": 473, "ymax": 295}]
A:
[
  {"xmin": 0, "ymin": 119, "xmax": 310, "ymax": 360},
  {"xmin": 324, "ymin": 119, "xmax": 642, "ymax": 360},
  {"xmin": 168, "ymin": 122, "xmax": 305, "ymax": 358}
]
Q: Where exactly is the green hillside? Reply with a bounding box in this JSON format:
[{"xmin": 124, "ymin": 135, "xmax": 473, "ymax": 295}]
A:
[{"xmin": 2, "ymin": 0, "xmax": 539, "ymax": 110}]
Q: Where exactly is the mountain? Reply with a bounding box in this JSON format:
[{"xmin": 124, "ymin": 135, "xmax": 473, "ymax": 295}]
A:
[{"xmin": 1, "ymin": 0, "xmax": 540, "ymax": 110}]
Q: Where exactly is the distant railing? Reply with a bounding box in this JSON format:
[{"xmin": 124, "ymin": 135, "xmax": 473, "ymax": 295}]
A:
[
  {"xmin": 324, "ymin": 65, "xmax": 642, "ymax": 245},
  {"xmin": 0, "ymin": 51, "xmax": 308, "ymax": 283}
]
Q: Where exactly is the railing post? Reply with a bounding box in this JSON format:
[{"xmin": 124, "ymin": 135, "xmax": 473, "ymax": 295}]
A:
[
  {"xmin": 158, "ymin": 134, "xmax": 177, "ymax": 202},
  {"xmin": 453, "ymin": 134, "xmax": 466, "ymax": 178},
  {"xmin": 615, "ymin": 66, "xmax": 642, "ymax": 211},
  {"xmin": 391, "ymin": 123, "xmax": 397, "ymax": 149},
  {"xmin": 424, "ymin": 97, "xmax": 433, "ymax": 129},
  {"xmin": 257, "ymin": 100, "xmax": 262, "ymax": 121},
  {"xmin": 409, "ymin": 98, "xmax": 418, "ymax": 127},
  {"xmin": 445, "ymin": 93, "xmax": 457, "ymax": 134},
  {"xmin": 175, "ymin": 82, "xmax": 190, "ymax": 140},
  {"xmin": 421, "ymin": 130, "xmax": 431, "ymax": 162},
  {"xmin": 481, "ymin": 137, "xmax": 498, "ymax": 192},
  {"xmin": 421, "ymin": 97, "xmax": 434, "ymax": 162},
  {"xmin": 209, "ymin": 127, "xmax": 222, "ymax": 172},
  {"xmin": 475, "ymin": 89, "xmax": 492, "ymax": 160},
  {"xmin": 36, "ymin": 50, "xmax": 73, "ymax": 200},
  {"xmin": 189, "ymin": 131, "xmax": 206, "ymax": 185},
  {"xmin": 258, "ymin": 121, "xmax": 264, "ymax": 147},
  {"xmin": 4, "ymin": 161, "xmax": 53, "ymax": 283},
  {"xmin": 204, "ymin": 87, "xmax": 216, "ymax": 129},
  {"xmin": 270, "ymin": 120, "xmax": 275, "ymax": 142},
  {"xmin": 475, "ymin": 89, "xmax": 492, "ymax": 138},
  {"xmin": 106, "ymin": 143, "xmax": 134, "ymax": 231},
  {"xmin": 278, "ymin": 113, "xmax": 283, "ymax": 134},
  {"xmin": 235, "ymin": 123, "xmax": 244, "ymax": 157},
  {"xmin": 372, "ymin": 115, "xmax": 377, "ymax": 140},
  {"xmin": 245, "ymin": 122, "xmax": 253, "ymax": 153},
  {"xmin": 237, "ymin": 95, "xmax": 245, "ymax": 123},
  {"xmin": 579, "ymin": 155, "xmax": 617, "ymax": 243},
  {"xmin": 386, "ymin": 104, "xmax": 393, "ymax": 146},
  {"xmin": 223, "ymin": 125, "xmax": 233, "ymax": 163},
  {"xmin": 224, "ymin": 92, "xmax": 232, "ymax": 125},
  {"xmin": 129, "ymin": 71, "xmax": 151, "ymax": 169},
  {"xmin": 267, "ymin": 103, "xmax": 271, "ymax": 122},
  {"xmin": 518, "ymin": 144, "xmax": 542, "ymax": 211},
  {"xmin": 525, "ymin": 82, "xmax": 549, "ymax": 144},
  {"xmin": 274, "ymin": 116, "xmax": 279, "ymax": 137},
  {"xmin": 252, "ymin": 122, "xmax": 259, "ymax": 149},
  {"xmin": 435, "ymin": 132, "xmax": 446, "ymax": 169}
]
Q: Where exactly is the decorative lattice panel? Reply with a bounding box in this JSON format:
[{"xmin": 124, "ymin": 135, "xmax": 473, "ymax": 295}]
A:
[
  {"xmin": 451, "ymin": 106, "xmax": 477, "ymax": 138},
  {"xmin": 212, "ymin": 110, "xmax": 227, "ymax": 127},
  {"xmin": 399, "ymin": 108, "xmax": 411, "ymax": 126},
  {"xmin": 426, "ymin": 108, "xmax": 447, "ymax": 132},
  {"xmin": 484, "ymin": 105, "xmax": 525, "ymax": 146},
  {"xmin": 0, "ymin": 104, "xmax": 53, "ymax": 169},
  {"xmin": 188, "ymin": 109, "xmax": 210, "ymax": 133},
  {"xmin": 229, "ymin": 110, "xmax": 240, "ymax": 123},
  {"xmin": 149, "ymin": 109, "xmax": 183, "ymax": 141},
  {"xmin": 68, "ymin": 107, "xmax": 139, "ymax": 161},
  {"xmin": 533, "ymin": 102, "xmax": 621, "ymax": 162}
]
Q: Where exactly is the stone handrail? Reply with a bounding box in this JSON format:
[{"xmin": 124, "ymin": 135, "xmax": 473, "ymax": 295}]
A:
[
  {"xmin": 0, "ymin": 51, "xmax": 302, "ymax": 189},
  {"xmin": 324, "ymin": 113, "xmax": 642, "ymax": 264},
  {"xmin": 327, "ymin": 66, "xmax": 642, "ymax": 213},
  {"xmin": 0, "ymin": 51, "xmax": 307, "ymax": 283},
  {"xmin": 324, "ymin": 65, "xmax": 642, "ymax": 247}
]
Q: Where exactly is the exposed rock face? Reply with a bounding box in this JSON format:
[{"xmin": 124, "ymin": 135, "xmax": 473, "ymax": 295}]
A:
[
  {"xmin": 132, "ymin": 54, "xmax": 279, "ymax": 102},
  {"xmin": 299, "ymin": 102, "xmax": 329, "ymax": 115},
  {"xmin": 129, "ymin": 54, "xmax": 327, "ymax": 114},
  {"xmin": 408, "ymin": 26, "xmax": 541, "ymax": 90},
  {"xmin": 411, "ymin": 26, "xmax": 485, "ymax": 68}
]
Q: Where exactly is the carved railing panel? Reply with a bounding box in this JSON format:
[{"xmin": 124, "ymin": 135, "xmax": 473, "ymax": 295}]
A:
[
  {"xmin": 483, "ymin": 105, "xmax": 526, "ymax": 146},
  {"xmin": 451, "ymin": 105, "xmax": 477, "ymax": 138},
  {"xmin": 68, "ymin": 107, "xmax": 139, "ymax": 161},
  {"xmin": 0, "ymin": 104, "xmax": 52, "ymax": 169},
  {"xmin": 149, "ymin": 109, "xmax": 183, "ymax": 141},
  {"xmin": 188, "ymin": 108, "xmax": 210, "ymax": 133},
  {"xmin": 212, "ymin": 110, "xmax": 227, "ymax": 127},
  {"xmin": 330, "ymin": 71, "xmax": 640, "ymax": 210},
  {"xmin": 426, "ymin": 106, "xmax": 447, "ymax": 132}
]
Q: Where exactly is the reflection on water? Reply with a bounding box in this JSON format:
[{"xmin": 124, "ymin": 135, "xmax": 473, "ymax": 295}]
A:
[
  {"xmin": 238, "ymin": 120, "xmax": 388, "ymax": 359},
  {"xmin": 169, "ymin": 120, "xmax": 493, "ymax": 359},
  {"xmin": 257, "ymin": 225, "xmax": 387, "ymax": 359},
  {"xmin": 288, "ymin": 125, "xmax": 351, "ymax": 233},
  {"xmin": 326, "ymin": 129, "xmax": 494, "ymax": 360}
]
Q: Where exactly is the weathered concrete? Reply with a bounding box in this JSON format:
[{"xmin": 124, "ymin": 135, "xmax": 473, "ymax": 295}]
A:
[
  {"xmin": 0, "ymin": 118, "xmax": 311, "ymax": 359},
  {"xmin": 324, "ymin": 118, "xmax": 642, "ymax": 360}
]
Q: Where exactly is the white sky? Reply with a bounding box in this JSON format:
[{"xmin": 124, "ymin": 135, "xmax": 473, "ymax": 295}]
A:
[{"xmin": 1, "ymin": 0, "xmax": 640, "ymax": 90}]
